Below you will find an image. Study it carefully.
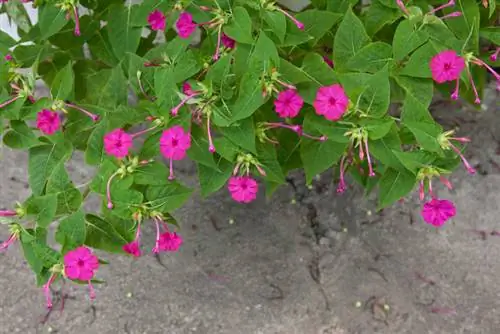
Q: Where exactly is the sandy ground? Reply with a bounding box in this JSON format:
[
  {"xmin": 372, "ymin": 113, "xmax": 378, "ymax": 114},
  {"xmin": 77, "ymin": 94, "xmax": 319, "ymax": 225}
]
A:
[{"xmin": 1, "ymin": 82, "xmax": 499, "ymax": 334}]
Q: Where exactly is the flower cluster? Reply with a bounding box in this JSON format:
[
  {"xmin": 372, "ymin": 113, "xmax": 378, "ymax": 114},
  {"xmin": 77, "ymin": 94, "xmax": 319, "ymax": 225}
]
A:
[{"xmin": 0, "ymin": 0, "xmax": 497, "ymax": 310}]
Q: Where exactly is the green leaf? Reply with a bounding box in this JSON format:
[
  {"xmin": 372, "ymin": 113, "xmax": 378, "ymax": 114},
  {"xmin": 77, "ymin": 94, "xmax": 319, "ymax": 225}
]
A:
[
  {"xmin": 394, "ymin": 76, "xmax": 434, "ymax": 108},
  {"xmin": 106, "ymin": 4, "xmax": 142, "ymax": 60},
  {"xmin": 55, "ymin": 210, "xmax": 86, "ymax": 251},
  {"xmin": 346, "ymin": 42, "xmax": 393, "ymax": 73},
  {"xmin": 207, "ymin": 53, "xmax": 233, "ymax": 86},
  {"xmin": 20, "ymin": 235, "xmax": 44, "ymax": 275},
  {"xmin": 301, "ymin": 137, "xmax": 347, "ymax": 184},
  {"xmin": 154, "ymin": 68, "xmax": 178, "ymax": 110},
  {"xmin": 378, "ymin": 168, "xmax": 416, "ymax": 209},
  {"xmin": 3, "ymin": 121, "xmax": 40, "ymax": 149},
  {"xmin": 364, "ymin": 0, "xmax": 401, "ymax": 36},
  {"xmin": 173, "ymin": 50, "xmax": 201, "ymax": 83},
  {"xmin": 392, "ymin": 20, "xmax": 428, "ymax": 61},
  {"xmin": 361, "ymin": 117, "xmax": 395, "ymax": 140},
  {"xmin": 5, "ymin": 0, "xmax": 31, "ymax": 33},
  {"xmin": 84, "ymin": 67, "xmax": 127, "ymax": 108},
  {"xmin": 85, "ymin": 117, "xmax": 108, "ymax": 165},
  {"xmin": 107, "ymin": 188, "xmax": 143, "ymax": 220},
  {"xmin": 263, "ymin": 11, "xmax": 286, "ymax": 43},
  {"xmin": 369, "ymin": 127, "xmax": 406, "ymax": 171},
  {"xmin": 134, "ymin": 161, "xmax": 169, "ymax": 185},
  {"xmin": 219, "ymin": 117, "xmax": 256, "ymax": 153},
  {"xmin": 198, "ymin": 158, "xmax": 233, "ymax": 197},
  {"xmin": 393, "ymin": 150, "xmax": 436, "ymax": 174},
  {"xmin": 28, "ymin": 141, "xmax": 73, "ymax": 196},
  {"xmin": 333, "ymin": 7, "xmax": 370, "ymax": 70},
  {"xmin": 257, "ymin": 142, "xmax": 286, "ymax": 184},
  {"xmin": 358, "ymin": 66, "xmax": 390, "ymax": 117},
  {"xmin": 85, "ymin": 214, "xmax": 131, "ymax": 253},
  {"xmin": 231, "ymin": 71, "xmax": 266, "ymax": 122},
  {"xmin": 301, "ymin": 53, "xmax": 337, "ymax": 86},
  {"xmin": 295, "ymin": 9, "xmax": 342, "ymax": 41},
  {"xmin": 400, "ymin": 42, "xmax": 437, "ymax": 78},
  {"xmin": 223, "ymin": 7, "xmax": 254, "ymax": 44},
  {"xmin": 252, "ymin": 31, "xmax": 280, "ymax": 68},
  {"xmin": 30, "ymin": 241, "xmax": 60, "ymax": 268},
  {"xmin": 146, "ymin": 182, "xmax": 193, "ymax": 212},
  {"xmin": 187, "ymin": 125, "xmax": 217, "ymax": 169},
  {"xmin": 26, "ymin": 194, "xmax": 58, "ymax": 228},
  {"xmin": 38, "ymin": 5, "xmax": 68, "ymax": 40},
  {"xmin": 51, "ymin": 62, "xmax": 74, "ymax": 101},
  {"xmin": 443, "ymin": 0, "xmax": 480, "ymax": 52},
  {"xmin": 46, "ymin": 163, "xmax": 83, "ymax": 215},
  {"xmin": 480, "ymin": 27, "xmax": 500, "ymax": 45},
  {"xmin": 303, "ymin": 111, "xmax": 351, "ymax": 143}
]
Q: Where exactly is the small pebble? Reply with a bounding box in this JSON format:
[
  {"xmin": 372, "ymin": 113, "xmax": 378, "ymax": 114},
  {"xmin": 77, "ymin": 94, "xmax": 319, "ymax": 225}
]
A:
[{"xmin": 355, "ymin": 301, "xmax": 362, "ymax": 308}]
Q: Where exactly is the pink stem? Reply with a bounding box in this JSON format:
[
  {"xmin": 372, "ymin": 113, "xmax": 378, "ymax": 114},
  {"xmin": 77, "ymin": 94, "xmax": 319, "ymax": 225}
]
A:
[
  {"xmin": 364, "ymin": 139, "xmax": 375, "ymax": 177},
  {"xmin": 276, "ymin": 7, "xmax": 304, "ymax": 30},
  {"xmin": 43, "ymin": 273, "xmax": 57, "ymax": 309},
  {"xmin": 233, "ymin": 162, "xmax": 242, "ymax": 176},
  {"xmin": 255, "ymin": 164, "xmax": 267, "ymax": 177},
  {"xmin": 171, "ymin": 93, "xmax": 201, "ymax": 116},
  {"xmin": 473, "ymin": 59, "xmax": 500, "ymax": 81},
  {"xmin": 0, "ymin": 233, "xmax": 17, "ymax": 251},
  {"xmin": 465, "ymin": 66, "xmax": 481, "ymax": 104},
  {"xmin": 131, "ymin": 124, "xmax": 159, "ymax": 138},
  {"xmin": 65, "ymin": 102, "xmax": 99, "ymax": 121},
  {"xmin": 440, "ymin": 11, "xmax": 462, "ymax": 19},
  {"xmin": 429, "ymin": 0, "xmax": 455, "ymax": 14},
  {"xmin": 451, "ymin": 78, "xmax": 460, "ymax": 100},
  {"xmin": 450, "ymin": 137, "xmax": 471, "ymax": 143},
  {"xmin": 440, "ymin": 176, "xmax": 453, "ymax": 190},
  {"xmin": 106, "ymin": 171, "xmax": 120, "ymax": 209},
  {"xmin": 152, "ymin": 218, "xmax": 161, "ymax": 253},
  {"xmin": 302, "ymin": 132, "xmax": 327, "ymax": 141},
  {"xmin": 0, "ymin": 95, "xmax": 21, "ymax": 109},
  {"xmin": 276, "ymin": 79, "xmax": 296, "ymax": 90},
  {"xmin": 168, "ymin": 159, "xmax": 175, "ymax": 180},
  {"xmin": 419, "ymin": 181, "xmax": 425, "ymax": 200},
  {"xmin": 358, "ymin": 142, "xmax": 365, "ymax": 161},
  {"xmin": 213, "ymin": 26, "xmax": 222, "ymax": 61},
  {"xmin": 88, "ymin": 280, "xmax": 96, "ymax": 300},
  {"xmin": 396, "ymin": 0, "xmax": 410, "ymax": 15},
  {"xmin": 428, "ymin": 179, "xmax": 434, "ymax": 198},
  {"xmin": 0, "ymin": 210, "xmax": 17, "ymax": 217},
  {"xmin": 337, "ymin": 155, "xmax": 347, "ymax": 193},
  {"xmin": 450, "ymin": 143, "xmax": 476, "ymax": 174},
  {"xmin": 207, "ymin": 113, "xmax": 216, "ymax": 153},
  {"xmin": 73, "ymin": 6, "xmax": 81, "ymax": 36}
]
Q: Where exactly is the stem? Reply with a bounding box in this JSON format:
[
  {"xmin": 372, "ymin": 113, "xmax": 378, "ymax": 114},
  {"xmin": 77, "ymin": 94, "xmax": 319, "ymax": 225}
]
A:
[
  {"xmin": 276, "ymin": 7, "xmax": 304, "ymax": 30},
  {"xmin": 213, "ymin": 25, "xmax": 222, "ymax": 61},
  {"xmin": 451, "ymin": 78, "xmax": 460, "ymax": 100},
  {"xmin": 0, "ymin": 95, "xmax": 21, "ymax": 109},
  {"xmin": 106, "ymin": 171, "xmax": 121, "ymax": 209},
  {"xmin": 73, "ymin": 6, "xmax": 81, "ymax": 36},
  {"xmin": 168, "ymin": 159, "xmax": 175, "ymax": 180},
  {"xmin": 465, "ymin": 66, "xmax": 481, "ymax": 104},
  {"xmin": 88, "ymin": 280, "xmax": 96, "ymax": 300},
  {"xmin": 65, "ymin": 102, "xmax": 99, "ymax": 121},
  {"xmin": 364, "ymin": 139, "xmax": 375, "ymax": 177},
  {"xmin": 207, "ymin": 113, "xmax": 216, "ymax": 153},
  {"xmin": 449, "ymin": 143, "xmax": 476, "ymax": 174},
  {"xmin": 43, "ymin": 273, "xmax": 57, "ymax": 309},
  {"xmin": 152, "ymin": 218, "xmax": 161, "ymax": 253},
  {"xmin": 131, "ymin": 124, "xmax": 160, "ymax": 139},
  {"xmin": 428, "ymin": 0, "xmax": 455, "ymax": 14}
]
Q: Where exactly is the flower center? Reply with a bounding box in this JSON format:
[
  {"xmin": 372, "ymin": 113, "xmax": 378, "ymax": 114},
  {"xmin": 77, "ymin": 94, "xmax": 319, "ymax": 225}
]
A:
[
  {"xmin": 240, "ymin": 182, "xmax": 248, "ymax": 190},
  {"xmin": 444, "ymin": 63, "xmax": 452, "ymax": 71},
  {"xmin": 171, "ymin": 138, "xmax": 179, "ymax": 147},
  {"xmin": 329, "ymin": 97, "xmax": 337, "ymax": 106},
  {"xmin": 77, "ymin": 259, "xmax": 85, "ymax": 267},
  {"xmin": 115, "ymin": 141, "xmax": 122, "ymax": 148}
]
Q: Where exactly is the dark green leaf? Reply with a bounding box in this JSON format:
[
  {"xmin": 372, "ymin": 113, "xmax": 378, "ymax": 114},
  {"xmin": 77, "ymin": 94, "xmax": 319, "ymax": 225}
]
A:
[
  {"xmin": 146, "ymin": 182, "xmax": 193, "ymax": 212},
  {"xmin": 346, "ymin": 42, "xmax": 393, "ymax": 73},
  {"xmin": 295, "ymin": 9, "xmax": 342, "ymax": 41},
  {"xmin": 55, "ymin": 210, "xmax": 86, "ymax": 250},
  {"xmin": 263, "ymin": 11, "xmax": 287, "ymax": 43},
  {"xmin": 392, "ymin": 20, "xmax": 428, "ymax": 61},
  {"xmin": 106, "ymin": 4, "xmax": 142, "ymax": 60},
  {"xmin": 26, "ymin": 194, "xmax": 58, "ymax": 228},
  {"xmin": 223, "ymin": 7, "xmax": 254, "ymax": 44},
  {"xmin": 85, "ymin": 214, "xmax": 131, "ymax": 253},
  {"xmin": 3, "ymin": 121, "xmax": 40, "ymax": 149},
  {"xmin": 46, "ymin": 163, "xmax": 83, "ymax": 215},
  {"xmin": 358, "ymin": 66, "xmax": 390, "ymax": 117},
  {"xmin": 38, "ymin": 5, "xmax": 68, "ymax": 40},
  {"xmin": 378, "ymin": 168, "xmax": 416, "ymax": 209},
  {"xmin": 51, "ymin": 62, "xmax": 74, "ymax": 101},
  {"xmin": 198, "ymin": 158, "xmax": 233, "ymax": 197}
]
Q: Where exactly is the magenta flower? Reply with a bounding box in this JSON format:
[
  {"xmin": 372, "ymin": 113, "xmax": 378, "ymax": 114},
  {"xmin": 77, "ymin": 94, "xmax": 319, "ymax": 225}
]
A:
[
  {"xmin": 313, "ymin": 84, "xmax": 350, "ymax": 121},
  {"xmin": 160, "ymin": 125, "xmax": 191, "ymax": 180},
  {"xmin": 104, "ymin": 128, "xmax": 133, "ymax": 159},
  {"xmin": 421, "ymin": 198, "xmax": 456, "ymax": 227},
  {"xmin": 36, "ymin": 109, "xmax": 61, "ymax": 135},
  {"xmin": 123, "ymin": 223, "xmax": 142, "ymax": 257},
  {"xmin": 63, "ymin": 246, "xmax": 99, "ymax": 302},
  {"xmin": 176, "ymin": 12, "xmax": 197, "ymax": 39},
  {"xmin": 274, "ymin": 89, "xmax": 304, "ymax": 118},
  {"xmin": 0, "ymin": 210, "xmax": 17, "ymax": 217},
  {"xmin": 275, "ymin": 7, "xmax": 304, "ymax": 30},
  {"xmin": 64, "ymin": 246, "xmax": 99, "ymax": 281},
  {"xmin": 4, "ymin": 54, "xmax": 12, "ymax": 61},
  {"xmin": 228, "ymin": 176, "xmax": 258, "ymax": 203},
  {"xmin": 490, "ymin": 47, "xmax": 500, "ymax": 62},
  {"xmin": 0, "ymin": 232, "xmax": 18, "ymax": 251},
  {"xmin": 430, "ymin": 50, "xmax": 465, "ymax": 84},
  {"xmin": 159, "ymin": 231, "xmax": 183, "ymax": 252},
  {"xmin": 148, "ymin": 9, "xmax": 166, "ymax": 31},
  {"xmin": 221, "ymin": 33, "xmax": 236, "ymax": 49}
]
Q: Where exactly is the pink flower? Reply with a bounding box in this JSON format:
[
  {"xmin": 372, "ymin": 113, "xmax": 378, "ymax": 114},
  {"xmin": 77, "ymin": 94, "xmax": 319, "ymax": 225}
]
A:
[
  {"xmin": 123, "ymin": 241, "xmax": 141, "ymax": 257},
  {"xmin": 430, "ymin": 50, "xmax": 465, "ymax": 84},
  {"xmin": 4, "ymin": 54, "xmax": 12, "ymax": 61},
  {"xmin": 421, "ymin": 198, "xmax": 456, "ymax": 227},
  {"xmin": 123, "ymin": 223, "xmax": 142, "ymax": 257},
  {"xmin": 64, "ymin": 246, "xmax": 99, "ymax": 280},
  {"xmin": 104, "ymin": 128, "xmax": 133, "ymax": 159},
  {"xmin": 176, "ymin": 12, "xmax": 196, "ymax": 39},
  {"xmin": 313, "ymin": 84, "xmax": 349, "ymax": 121},
  {"xmin": 0, "ymin": 210, "xmax": 17, "ymax": 217},
  {"xmin": 274, "ymin": 89, "xmax": 304, "ymax": 118},
  {"xmin": 275, "ymin": 7, "xmax": 304, "ymax": 30},
  {"xmin": 221, "ymin": 33, "xmax": 236, "ymax": 49},
  {"xmin": 63, "ymin": 246, "xmax": 99, "ymax": 302},
  {"xmin": 160, "ymin": 125, "xmax": 191, "ymax": 180},
  {"xmin": 228, "ymin": 176, "xmax": 258, "ymax": 203},
  {"xmin": 490, "ymin": 47, "xmax": 500, "ymax": 62},
  {"xmin": 148, "ymin": 10, "xmax": 166, "ymax": 31},
  {"xmin": 0, "ymin": 232, "xmax": 18, "ymax": 251},
  {"xmin": 159, "ymin": 232, "xmax": 183, "ymax": 252},
  {"xmin": 36, "ymin": 109, "xmax": 61, "ymax": 135}
]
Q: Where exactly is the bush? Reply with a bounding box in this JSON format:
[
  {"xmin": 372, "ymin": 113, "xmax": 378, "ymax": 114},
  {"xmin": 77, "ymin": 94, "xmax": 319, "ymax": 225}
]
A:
[{"xmin": 0, "ymin": 0, "xmax": 498, "ymax": 307}]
